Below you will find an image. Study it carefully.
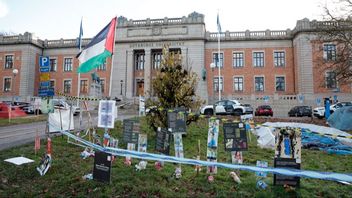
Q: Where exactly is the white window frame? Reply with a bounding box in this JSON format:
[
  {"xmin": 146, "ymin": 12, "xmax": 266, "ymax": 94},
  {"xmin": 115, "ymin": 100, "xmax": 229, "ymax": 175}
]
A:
[
  {"xmin": 275, "ymin": 75, "xmax": 286, "ymax": 92},
  {"xmin": 4, "ymin": 54, "xmax": 14, "ymax": 69},
  {"xmin": 232, "ymin": 51, "xmax": 245, "ymax": 68},
  {"xmin": 63, "ymin": 57, "xmax": 73, "ymax": 72},
  {"xmin": 252, "ymin": 51, "xmax": 265, "ymax": 67},
  {"xmin": 213, "ymin": 76, "xmax": 224, "ymax": 92},
  {"xmin": 49, "ymin": 57, "xmax": 57, "ymax": 72},
  {"xmin": 233, "ymin": 75, "xmax": 244, "ymax": 92},
  {"xmin": 63, "ymin": 79, "xmax": 72, "ymax": 94},
  {"xmin": 3, "ymin": 76, "xmax": 12, "ymax": 92},
  {"xmin": 323, "ymin": 43, "xmax": 337, "ymax": 61},
  {"xmin": 254, "ymin": 75, "xmax": 265, "ymax": 92},
  {"xmin": 273, "ymin": 50, "xmax": 286, "ymax": 67},
  {"xmin": 212, "ymin": 51, "xmax": 224, "ymax": 68}
]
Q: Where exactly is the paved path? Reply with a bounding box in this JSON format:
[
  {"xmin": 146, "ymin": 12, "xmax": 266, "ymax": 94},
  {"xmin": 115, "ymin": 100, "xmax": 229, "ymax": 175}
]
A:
[{"xmin": 0, "ymin": 111, "xmax": 137, "ymax": 151}]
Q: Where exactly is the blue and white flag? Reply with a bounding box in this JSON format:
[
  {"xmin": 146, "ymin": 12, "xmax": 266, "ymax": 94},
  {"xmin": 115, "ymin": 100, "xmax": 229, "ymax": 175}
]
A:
[
  {"xmin": 217, "ymin": 13, "xmax": 221, "ymax": 33},
  {"xmin": 77, "ymin": 18, "xmax": 83, "ymax": 50}
]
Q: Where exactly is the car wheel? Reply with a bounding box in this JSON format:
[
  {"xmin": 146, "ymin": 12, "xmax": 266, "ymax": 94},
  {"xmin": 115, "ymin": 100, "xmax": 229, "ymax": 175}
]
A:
[{"xmin": 204, "ymin": 109, "xmax": 213, "ymax": 116}]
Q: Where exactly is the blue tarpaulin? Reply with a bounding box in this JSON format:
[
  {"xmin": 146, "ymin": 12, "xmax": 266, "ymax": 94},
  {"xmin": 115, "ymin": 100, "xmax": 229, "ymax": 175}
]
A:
[
  {"xmin": 301, "ymin": 129, "xmax": 352, "ymax": 155},
  {"xmin": 327, "ymin": 106, "xmax": 352, "ymax": 131}
]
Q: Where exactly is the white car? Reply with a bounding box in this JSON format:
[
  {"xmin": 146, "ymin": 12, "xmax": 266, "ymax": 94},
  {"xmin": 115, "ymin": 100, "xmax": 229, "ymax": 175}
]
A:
[
  {"xmin": 313, "ymin": 102, "xmax": 352, "ymax": 119},
  {"xmin": 200, "ymin": 100, "xmax": 246, "ymax": 116}
]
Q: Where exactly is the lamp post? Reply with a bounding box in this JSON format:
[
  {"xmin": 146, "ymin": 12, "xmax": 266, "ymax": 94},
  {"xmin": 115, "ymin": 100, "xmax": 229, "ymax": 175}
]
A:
[
  {"xmin": 120, "ymin": 80, "xmax": 123, "ymax": 95},
  {"xmin": 9, "ymin": 69, "xmax": 18, "ymax": 123}
]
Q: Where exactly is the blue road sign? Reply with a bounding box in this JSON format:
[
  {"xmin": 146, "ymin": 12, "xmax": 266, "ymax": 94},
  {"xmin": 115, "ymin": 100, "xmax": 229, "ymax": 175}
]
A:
[
  {"xmin": 40, "ymin": 67, "xmax": 50, "ymax": 72},
  {"xmin": 39, "ymin": 56, "xmax": 50, "ymax": 67},
  {"xmin": 38, "ymin": 88, "xmax": 54, "ymax": 97},
  {"xmin": 40, "ymin": 81, "xmax": 50, "ymax": 87}
]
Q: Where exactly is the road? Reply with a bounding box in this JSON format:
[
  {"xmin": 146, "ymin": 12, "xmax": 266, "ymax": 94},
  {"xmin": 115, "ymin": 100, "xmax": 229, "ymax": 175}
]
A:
[{"xmin": 0, "ymin": 111, "xmax": 137, "ymax": 151}]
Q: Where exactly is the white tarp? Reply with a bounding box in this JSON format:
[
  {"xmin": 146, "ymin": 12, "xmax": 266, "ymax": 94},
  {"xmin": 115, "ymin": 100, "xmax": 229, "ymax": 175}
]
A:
[
  {"xmin": 262, "ymin": 122, "xmax": 352, "ymax": 146},
  {"xmin": 253, "ymin": 126, "xmax": 275, "ymax": 149},
  {"xmin": 48, "ymin": 109, "xmax": 74, "ymax": 132}
]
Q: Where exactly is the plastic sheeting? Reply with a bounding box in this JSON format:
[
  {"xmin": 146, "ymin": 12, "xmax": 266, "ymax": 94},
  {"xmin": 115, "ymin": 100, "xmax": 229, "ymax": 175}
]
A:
[
  {"xmin": 252, "ymin": 127, "xmax": 275, "ymax": 149},
  {"xmin": 301, "ymin": 129, "xmax": 352, "ymax": 155},
  {"xmin": 327, "ymin": 106, "xmax": 352, "ymax": 131}
]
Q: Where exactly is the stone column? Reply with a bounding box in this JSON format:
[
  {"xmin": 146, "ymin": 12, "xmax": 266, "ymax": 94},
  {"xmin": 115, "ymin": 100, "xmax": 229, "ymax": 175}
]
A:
[
  {"xmin": 126, "ymin": 50, "xmax": 134, "ymax": 98},
  {"xmin": 144, "ymin": 49, "xmax": 151, "ymax": 97}
]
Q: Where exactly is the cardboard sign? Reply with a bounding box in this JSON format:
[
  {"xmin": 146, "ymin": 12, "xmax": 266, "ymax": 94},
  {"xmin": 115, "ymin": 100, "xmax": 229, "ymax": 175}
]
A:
[
  {"xmin": 155, "ymin": 127, "xmax": 170, "ymax": 155},
  {"xmin": 138, "ymin": 134, "xmax": 147, "ymax": 153},
  {"xmin": 98, "ymin": 100, "xmax": 116, "ymax": 129},
  {"xmin": 207, "ymin": 119, "xmax": 219, "ymax": 174},
  {"xmin": 123, "ymin": 119, "xmax": 140, "ymax": 144},
  {"xmin": 223, "ymin": 122, "xmax": 248, "ymax": 151},
  {"xmin": 174, "ymin": 133, "xmax": 184, "ymax": 158},
  {"xmin": 93, "ymin": 151, "xmax": 112, "ymax": 183},
  {"xmin": 274, "ymin": 127, "xmax": 301, "ymax": 163},
  {"xmin": 167, "ymin": 109, "xmax": 186, "ymax": 134},
  {"xmin": 274, "ymin": 158, "xmax": 300, "ymax": 186}
]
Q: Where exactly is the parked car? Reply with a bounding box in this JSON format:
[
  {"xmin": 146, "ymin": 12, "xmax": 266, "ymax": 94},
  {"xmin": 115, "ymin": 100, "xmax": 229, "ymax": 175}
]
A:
[
  {"xmin": 200, "ymin": 100, "xmax": 246, "ymax": 116},
  {"xmin": 255, "ymin": 105, "xmax": 273, "ymax": 116},
  {"xmin": 313, "ymin": 101, "xmax": 352, "ymax": 119},
  {"xmin": 242, "ymin": 104, "xmax": 254, "ymax": 114},
  {"xmin": 288, "ymin": 106, "xmax": 312, "ymax": 117}
]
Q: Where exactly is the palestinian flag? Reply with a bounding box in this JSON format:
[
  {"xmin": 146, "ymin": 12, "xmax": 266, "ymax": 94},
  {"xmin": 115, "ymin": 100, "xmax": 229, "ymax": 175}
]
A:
[{"xmin": 77, "ymin": 17, "xmax": 117, "ymax": 73}]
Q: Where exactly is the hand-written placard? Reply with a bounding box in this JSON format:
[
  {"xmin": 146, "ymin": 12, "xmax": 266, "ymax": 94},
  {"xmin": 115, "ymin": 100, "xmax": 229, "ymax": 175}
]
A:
[
  {"xmin": 223, "ymin": 122, "xmax": 248, "ymax": 151},
  {"xmin": 167, "ymin": 109, "xmax": 186, "ymax": 134},
  {"xmin": 274, "ymin": 158, "xmax": 300, "ymax": 187},
  {"xmin": 93, "ymin": 151, "xmax": 112, "ymax": 183},
  {"xmin": 123, "ymin": 119, "xmax": 140, "ymax": 144},
  {"xmin": 155, "ymin": 127, "xmax": 170, "ymax": 155}
]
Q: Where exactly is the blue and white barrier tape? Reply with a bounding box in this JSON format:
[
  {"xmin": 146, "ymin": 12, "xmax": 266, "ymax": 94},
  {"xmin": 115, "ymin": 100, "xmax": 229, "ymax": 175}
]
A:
[{"xmin": 59, "ymin": 130, "xmax": 352, "ymax": 183}]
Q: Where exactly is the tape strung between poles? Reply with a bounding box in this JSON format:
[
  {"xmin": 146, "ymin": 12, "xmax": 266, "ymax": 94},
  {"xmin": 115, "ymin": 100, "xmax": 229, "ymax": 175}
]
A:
[{"xmin": 57, "ymin": 130, "xmax": 352, "ymax": 183}]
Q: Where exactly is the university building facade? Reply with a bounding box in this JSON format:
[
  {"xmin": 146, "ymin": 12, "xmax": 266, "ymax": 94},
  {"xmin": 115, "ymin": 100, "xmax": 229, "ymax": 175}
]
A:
[{"xmin": 0, "ymin": 12, "xmax": 351, "ymax": 116}]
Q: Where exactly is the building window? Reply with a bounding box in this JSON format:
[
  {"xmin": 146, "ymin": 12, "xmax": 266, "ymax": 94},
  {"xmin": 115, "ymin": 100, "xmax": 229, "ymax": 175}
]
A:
[
  {"xmin": 80, "ymin": 79, "xmax": 88, "ymax": 94},
  {"xmin": 233, "ymin": 77, "xmax": 243, "ymax": 91},
  {"xmin": 100, "ymin": 79, "xmax": 105, "ymax": 93},
  {"xmin": 323, "ymin": 44, "xmax": 336, "ymax": 61},
  {"xmin": 213, "ymin": 77, "xmax": 223, "ymax": 92},
  {"xmin": 253, "ymin": 52, "xmax": 264, "ymax": 67},
  {"xmin": 274, "ymin": 51, "xmax": 285, "ymax": 67},
  {"xmin": 3, "ymin": 77, "xmax": 11, "ymax": 92},
  {"xmin": 64, "ymin": 58, "xmax": 73, "ymax": 72},
  {"xmin": 275, "ymin": 76, "xmax": 285, "ymax": 91},
  {"xmin": 255, "ymin": 77, "xmax": 264, "ymax": 92},
  {"xmin": 233, "ymin": 52, "xmax": 244, "ymax": 67},
  {"xmin": 63, "ymin": 80, "xmax": 72, "ymax": 93},
  {"xmin": 152, "ymin": 51, "xmax": 162, "ymax": 69},
  {"xmin": 135, "ymin": 52, "xmax": 145, "ymax": 70},
  {"xmin": 4, "ymin": 55, "xmax": 14, "ymax": 69},
  {"xmin": 97, "ymin": 60, "xmax": 106, "ymax": 71},
  {"xmin": 325, "ymin": 71, "xmax": 337, "ymax": 88},
  {"xmin": 213, "ymin": 52, "xmax": 224, "ymax": 68},
  {"xmin": 49, "ymin": 80, "xmax": 55, "ymax": 89},
  {"xmin": 50, "ymin": 58, "xmax": 57, "ymax": 72}
]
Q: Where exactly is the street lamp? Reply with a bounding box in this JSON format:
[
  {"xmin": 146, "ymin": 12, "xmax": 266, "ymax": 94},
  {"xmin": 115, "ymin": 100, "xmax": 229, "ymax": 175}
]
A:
[
  {"xmin": 120, "ymin": 80, "xmax": 123, "ymax": 95},
  {"xmin": 11, "ymin": 69, "xmax": 18, "ymax": 104}
]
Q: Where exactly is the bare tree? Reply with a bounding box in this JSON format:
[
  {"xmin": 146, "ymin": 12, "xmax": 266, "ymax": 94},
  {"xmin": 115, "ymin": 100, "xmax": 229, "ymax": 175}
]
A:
[{"xmin": 317, "ymin": 0, "xmax": 352, "ymax": 86}]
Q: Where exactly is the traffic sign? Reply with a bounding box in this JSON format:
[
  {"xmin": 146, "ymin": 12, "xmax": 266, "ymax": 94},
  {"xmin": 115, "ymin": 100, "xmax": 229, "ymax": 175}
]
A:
[
  {"xmin": 40, "ymin": 81, "xmax": 50, "ymax": 87},
  {"xmin": 38, "ymin": 88, "xmax": 54, "ymax": 97},
  {"xmin": 39, "ymin": 56, "xmax": 50, "ymax": 67},
  {"xmin": 40, "ymin": 67, "xmax": 50, "ymax": 73},
  {"xmin": 40, "ymin": 73, "xmax": 50, "ymax": 81}
]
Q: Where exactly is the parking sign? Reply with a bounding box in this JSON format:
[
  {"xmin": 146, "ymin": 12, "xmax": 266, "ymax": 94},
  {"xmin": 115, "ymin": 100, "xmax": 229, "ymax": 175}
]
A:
[{"xmin": 39, "ymin": 56, "xmax": 50, "ymax": 67}]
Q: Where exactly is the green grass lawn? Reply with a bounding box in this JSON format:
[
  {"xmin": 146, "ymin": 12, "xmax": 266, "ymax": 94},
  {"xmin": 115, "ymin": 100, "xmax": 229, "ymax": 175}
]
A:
[
  {"xmin": 0, "ymin": 118, "xmax": 351, "ymax": 197},
  {"xmin": 0, "ymin": 115, "xmax": 47, "ymax": 127}
]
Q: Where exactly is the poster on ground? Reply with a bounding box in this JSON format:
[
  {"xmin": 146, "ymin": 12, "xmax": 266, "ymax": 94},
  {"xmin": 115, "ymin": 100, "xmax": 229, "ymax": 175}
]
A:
[
  {"xmin": 223, "ymin": 122, "xmax": 248, "ymax": 151},
  {"xmin": 155, "ymin": 127, "xmax": 170, "ymax": 155},
  {"xmin": 98, "ymin": 100, "xmax": 116, "ymax": 129},
  {"xmin": 93, "ymin": 151, "xmax": 112, "ymax": 183},
  {"xmin": 274, "ymin": 127, "xmax": 301, "ymax": 163},
  {"xmin": 167, "ymin": 109, "xmax": 187, "ymax": 134},
  {"xmin": 274, "ymin": 158, "xmax": 300, "ymax": 186},
  {"xmin": 123, "ymin": 119, "xmax": 140, "ymax": 144}
]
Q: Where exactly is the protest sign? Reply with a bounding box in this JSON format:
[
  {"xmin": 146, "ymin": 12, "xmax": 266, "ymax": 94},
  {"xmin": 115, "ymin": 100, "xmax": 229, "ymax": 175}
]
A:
[
  {"xmin": 223, "ymin": 122, "xmax": 248, "ymax": 151},
  {"xmin": 93, "ymin": 151, "xmax": 112, "ymax": 183}
]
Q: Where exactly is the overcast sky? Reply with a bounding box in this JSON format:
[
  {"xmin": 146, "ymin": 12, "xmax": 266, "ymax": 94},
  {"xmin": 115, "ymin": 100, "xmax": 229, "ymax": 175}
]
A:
[{"xmin": 0, "ymin": 0, "xmax": 337, "ymax": 40}]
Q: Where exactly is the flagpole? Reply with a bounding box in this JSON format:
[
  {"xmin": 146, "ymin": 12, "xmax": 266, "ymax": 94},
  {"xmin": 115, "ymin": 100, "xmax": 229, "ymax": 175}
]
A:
[
  {"xmin": 77, "ymin": 17, "xmax": 83, "ymax": 107},
  {"xmin": 217, "ymin": 12, "xmax": 221, "ymax": 101},
  {"xmin": 108, "ymin": 17, "xmax": 117, "ymax": 97}
]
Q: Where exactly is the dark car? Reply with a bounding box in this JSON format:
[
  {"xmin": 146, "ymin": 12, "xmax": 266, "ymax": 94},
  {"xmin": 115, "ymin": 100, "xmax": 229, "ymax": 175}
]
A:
[
  {"xmin": 288, "ymin": 106, "xmax": 312, "ymax": 117},
  {"xmin": 255, "ymin": 105, "xmax": 273, "ymax": 116},
  {"xmin": 243, "ymin": 104, "xmax": 254, "ymax": 114}
]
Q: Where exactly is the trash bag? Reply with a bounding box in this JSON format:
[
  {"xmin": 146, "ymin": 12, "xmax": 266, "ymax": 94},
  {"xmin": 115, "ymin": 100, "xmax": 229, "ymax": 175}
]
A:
[{"xmin": 328, "ymin": 106, "xmax": 352, "ymax": 131}]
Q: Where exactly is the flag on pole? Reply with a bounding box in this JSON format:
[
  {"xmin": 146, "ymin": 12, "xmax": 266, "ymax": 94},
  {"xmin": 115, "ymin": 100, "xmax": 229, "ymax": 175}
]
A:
[
  {"xmin": 77, "ymin": 18, "xmax": 83, "ymax": 50},
  {"xmin": 217, "ymin": 13, "xmax": 221, "ymax": 33},
  {"xmin": 77, "ymin": 17, "xmax": 117, "ymax": 73}
]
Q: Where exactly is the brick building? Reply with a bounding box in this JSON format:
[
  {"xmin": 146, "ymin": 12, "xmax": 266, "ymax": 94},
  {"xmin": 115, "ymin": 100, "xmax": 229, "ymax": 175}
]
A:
[{"xmin": 0, "ymin": 12, "xmax": 351, "ymax": 116}]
